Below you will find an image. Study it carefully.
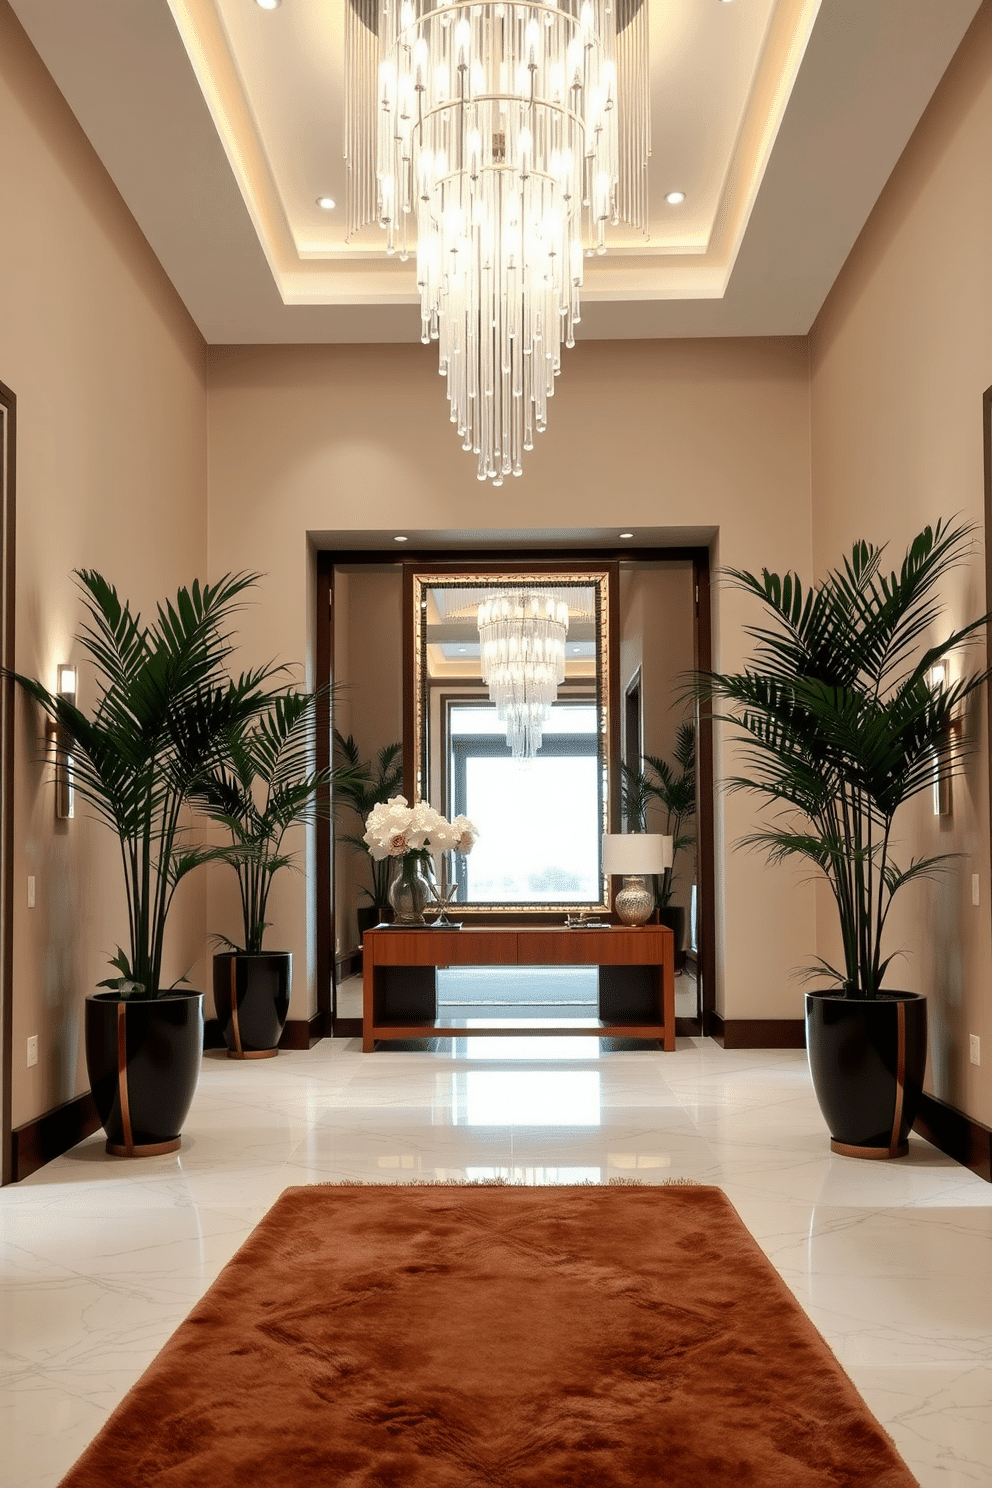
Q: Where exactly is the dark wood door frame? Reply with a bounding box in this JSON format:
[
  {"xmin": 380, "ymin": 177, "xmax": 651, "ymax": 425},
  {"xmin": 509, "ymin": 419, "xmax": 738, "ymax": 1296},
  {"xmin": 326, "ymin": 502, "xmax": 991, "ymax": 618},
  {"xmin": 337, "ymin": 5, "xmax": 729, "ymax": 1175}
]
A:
[
  {"xmin": 984, "ymin": 387, "xmax": 992, "ymax": 958},
  {"xmin": 315, "ymin": 543, "xmax": 715, "ymax": 1040},
  {"xmin": 314, "ymin": 554, "xmax": 334, "ymax": 1039},
  {"xmin": 1, "ymin": 381, "xmax": 17, "ymax": 1186}
]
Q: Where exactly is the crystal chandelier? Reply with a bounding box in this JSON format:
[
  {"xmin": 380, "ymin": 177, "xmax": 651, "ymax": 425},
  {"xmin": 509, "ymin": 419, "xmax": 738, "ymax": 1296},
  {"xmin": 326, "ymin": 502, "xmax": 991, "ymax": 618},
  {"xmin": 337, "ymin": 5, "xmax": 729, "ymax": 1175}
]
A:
[
  {"xmin": 477, "ymin": 589, "xmax": 569, "ymax": 756},
  {"xmin": 345, "ymin": 0, "xmax": 649, "ymax": 485}
]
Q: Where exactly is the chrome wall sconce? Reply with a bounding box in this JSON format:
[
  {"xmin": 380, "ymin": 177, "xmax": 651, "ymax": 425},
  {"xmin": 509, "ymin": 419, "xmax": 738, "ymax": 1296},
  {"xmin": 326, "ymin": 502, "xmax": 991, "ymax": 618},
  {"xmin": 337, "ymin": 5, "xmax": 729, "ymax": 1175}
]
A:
[{"xmin": 53, "ymin": 664, "xmax": 76, "ymax": 819}]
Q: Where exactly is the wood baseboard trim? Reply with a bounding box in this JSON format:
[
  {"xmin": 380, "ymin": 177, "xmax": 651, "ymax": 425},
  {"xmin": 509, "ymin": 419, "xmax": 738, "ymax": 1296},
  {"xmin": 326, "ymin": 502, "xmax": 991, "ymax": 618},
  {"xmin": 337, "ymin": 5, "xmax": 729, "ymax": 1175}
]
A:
[
  {"xmin": 709, "ymin": 1014, "xmax": 806, "ymax": 1050},
  {"xmin": 332, "ymin": 1017, "xmax": 363, "ymax": 1039},
  {"xmin": 336, "ymin": 951, "xmax": 361, "ymax": 981},
  {"xmin": 279, "ymin": 1014, "xmax": 326, "ymax": 1050},
  {"xmin": 11, "ymin": 1091, "xmax": 101, "ymax": 1183},
  {"xmin": 914, "ymin": 1091, "xmax": 992, "ymax": 1184}
]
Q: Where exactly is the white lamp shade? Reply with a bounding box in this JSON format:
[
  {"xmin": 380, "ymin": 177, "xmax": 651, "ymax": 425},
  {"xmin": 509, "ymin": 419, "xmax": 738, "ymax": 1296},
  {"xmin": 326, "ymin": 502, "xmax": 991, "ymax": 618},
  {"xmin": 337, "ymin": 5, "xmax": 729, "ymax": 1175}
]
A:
[{"xmin": 602, "ymin": 833, "xmax": 672, "ymax": 875}]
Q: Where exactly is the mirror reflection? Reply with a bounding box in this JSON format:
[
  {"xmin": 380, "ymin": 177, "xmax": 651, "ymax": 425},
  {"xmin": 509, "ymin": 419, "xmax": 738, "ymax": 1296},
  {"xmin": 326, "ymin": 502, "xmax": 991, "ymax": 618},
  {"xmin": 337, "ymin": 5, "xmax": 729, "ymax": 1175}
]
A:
[{"xmin": 412, "ymin": 571, "xmax": 613, "ymax": 912}]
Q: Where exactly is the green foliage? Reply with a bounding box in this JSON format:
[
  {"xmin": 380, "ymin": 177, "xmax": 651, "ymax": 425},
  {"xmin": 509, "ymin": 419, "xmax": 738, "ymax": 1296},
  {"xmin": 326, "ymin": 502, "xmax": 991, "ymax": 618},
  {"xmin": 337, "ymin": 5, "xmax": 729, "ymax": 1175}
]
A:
[
  {"xmin": 695, "ymin": 519, "xmax": 991, "ymax": 998},
  {"xmin": 621, "ymin": 721, "xmax": 696, "ymax": 907},
  {"xmin": 13, "ymin": 571, "xmax": 278, "ymax": 996},
  {"xmin": 197, "ymin": 691, "xmax": 359, "ymax": 954},
  {"xmin": 333, "ymin": 731, "xmax": 403, "ymax": 907}
]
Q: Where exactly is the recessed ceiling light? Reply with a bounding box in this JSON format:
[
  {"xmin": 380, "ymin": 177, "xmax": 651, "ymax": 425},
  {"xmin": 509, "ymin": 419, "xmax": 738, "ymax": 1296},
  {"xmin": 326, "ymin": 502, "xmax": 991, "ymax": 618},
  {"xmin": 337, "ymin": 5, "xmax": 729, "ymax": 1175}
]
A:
[
  {"xmin": 394, "ymin": 535, "xmax": 408, "ymax": 543},
  {"xmin": 255, "ymin": 0, "xmax": 281, "ymax": 9},
  {"xmin": 665, "ymin": 191, "xmax": 686, "ymax": 206},
  {"xmin": 619, "ymin": 532, "xmax": 634, "ymax": 539},
  {"xmin": 316, "ymin": 196, "xmax": 336, "ymax": 210}
]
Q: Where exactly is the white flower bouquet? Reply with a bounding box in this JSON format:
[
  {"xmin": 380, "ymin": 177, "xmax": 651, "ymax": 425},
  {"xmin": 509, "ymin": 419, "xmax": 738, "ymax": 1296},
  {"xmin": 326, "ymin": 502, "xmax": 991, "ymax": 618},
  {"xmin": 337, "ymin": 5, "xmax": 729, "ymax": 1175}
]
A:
[
  {"xmin": 363, "ymin": 796, "xmax": 478, "ymax": 863},
  {"xmin": 363, "ymin": 796, "xmax": 479, "ymax": 924}
]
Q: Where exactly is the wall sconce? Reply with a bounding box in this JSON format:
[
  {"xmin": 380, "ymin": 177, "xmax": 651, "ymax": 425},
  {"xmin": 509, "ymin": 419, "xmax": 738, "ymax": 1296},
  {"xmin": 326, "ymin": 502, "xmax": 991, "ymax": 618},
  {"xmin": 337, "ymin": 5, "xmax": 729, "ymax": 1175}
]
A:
[
  {"xmin": 927, "ymin": 662, "xmax": 951, "ymax": 818},
  {"xmin": 53, "ymin": 664, "xmax": 76, "ymax": 819}
]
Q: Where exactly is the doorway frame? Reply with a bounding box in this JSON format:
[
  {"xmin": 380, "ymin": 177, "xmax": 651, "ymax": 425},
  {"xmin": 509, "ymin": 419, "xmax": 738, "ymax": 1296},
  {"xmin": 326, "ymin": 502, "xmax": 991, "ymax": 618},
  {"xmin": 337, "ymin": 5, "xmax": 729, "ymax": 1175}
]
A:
[{"xmin": 315, "ymin": 542, "xmax": 715, "ymax": 1041}]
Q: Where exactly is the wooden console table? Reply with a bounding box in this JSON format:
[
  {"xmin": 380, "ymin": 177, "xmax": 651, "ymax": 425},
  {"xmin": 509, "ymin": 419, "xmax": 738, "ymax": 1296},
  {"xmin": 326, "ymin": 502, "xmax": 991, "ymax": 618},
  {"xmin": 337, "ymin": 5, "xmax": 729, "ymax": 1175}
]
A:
[{"xmin": 362, "ymin": 924, "xmax": 675, "ymax": 1052}]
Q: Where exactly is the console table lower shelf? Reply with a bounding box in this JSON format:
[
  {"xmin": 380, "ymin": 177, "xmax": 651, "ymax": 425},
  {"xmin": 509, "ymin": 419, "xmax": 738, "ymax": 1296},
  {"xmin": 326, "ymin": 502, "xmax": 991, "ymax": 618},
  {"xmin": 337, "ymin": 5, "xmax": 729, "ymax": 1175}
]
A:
[{"xmin": 362, "ymin": 925, "xmax": 675, "ymax": 1052}]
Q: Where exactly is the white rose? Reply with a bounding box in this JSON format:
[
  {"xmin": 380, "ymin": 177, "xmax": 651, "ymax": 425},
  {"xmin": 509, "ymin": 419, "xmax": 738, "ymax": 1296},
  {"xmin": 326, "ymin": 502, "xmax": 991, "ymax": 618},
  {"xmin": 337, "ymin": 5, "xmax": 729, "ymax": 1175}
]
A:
[
  {"xmin": 405, "ymin": 801, "xmax": 436, "ymax": 849},
  {"xmin": 428, "ymin": 818, "xmax": 459, "ymax": 853},
  {"xmin": 364, "ymin": 795, "xmax": 413, "ymax": 856},
  {"xmin": 449, "ymin": 815, "xmax": 480, "ymax": 854}
]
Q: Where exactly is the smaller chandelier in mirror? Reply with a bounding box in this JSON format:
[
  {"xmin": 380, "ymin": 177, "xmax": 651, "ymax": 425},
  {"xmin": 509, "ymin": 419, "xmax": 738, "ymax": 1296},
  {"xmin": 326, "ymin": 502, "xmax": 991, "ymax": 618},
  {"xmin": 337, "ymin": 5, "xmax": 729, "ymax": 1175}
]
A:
[{"xmin": 477, "ymin": 589, "xmax": 569, "ymax": 757}]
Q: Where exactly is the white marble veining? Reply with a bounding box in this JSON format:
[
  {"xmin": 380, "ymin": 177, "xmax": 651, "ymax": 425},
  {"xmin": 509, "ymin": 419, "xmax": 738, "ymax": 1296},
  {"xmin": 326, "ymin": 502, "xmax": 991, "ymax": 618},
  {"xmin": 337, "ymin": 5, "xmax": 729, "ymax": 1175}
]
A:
[{"xmin": 2, "ymin": 1016, "xmax": 990, "ymax": 1488}]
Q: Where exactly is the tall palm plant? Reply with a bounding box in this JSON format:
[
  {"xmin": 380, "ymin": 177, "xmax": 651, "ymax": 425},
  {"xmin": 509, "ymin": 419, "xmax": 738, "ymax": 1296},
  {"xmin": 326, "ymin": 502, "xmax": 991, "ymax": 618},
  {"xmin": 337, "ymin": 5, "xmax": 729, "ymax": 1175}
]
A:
[
  {"xmin": 620, "ymin": 722, "xmax": 696, "ymax": 908},
  {"xmin": 696, "ymin": 520, "xmax": 990, "ymax": 998},
  {"xmin": 13, "ymin": 571, "xmax": 277, "ymax": 996},
  {"xmin": 643, "ymin": 723, "xmax": 695, "ymax": 908},
  {"xmin": 333, "ymin": 731, "xmax": 403, "ymax": 910},
  {"xmin": 198, "ymin": 692, "xmax": 357, "ymax": 952}
]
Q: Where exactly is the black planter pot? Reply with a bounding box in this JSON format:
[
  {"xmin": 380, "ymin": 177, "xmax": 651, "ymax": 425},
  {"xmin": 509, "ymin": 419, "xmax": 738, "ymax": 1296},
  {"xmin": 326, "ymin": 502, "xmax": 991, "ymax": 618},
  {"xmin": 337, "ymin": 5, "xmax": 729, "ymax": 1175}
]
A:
[
  {"xmin": 85, "ymin": 990, "xmax": 204, "ymax": 1157},
  {"xmin": 805, "ymin": 990, "xmax": 928, "ymax": 1159},
  {"xmin": 356, "ymin": 904, "xmax": 389, "ymax": 943},
  {"xmin": 657, "ymin": 905, "xmax": 687, "ymax": 972},
  {"xmin": 213, "ymin": 952, "xmax": 291, "ymax": 1059}
]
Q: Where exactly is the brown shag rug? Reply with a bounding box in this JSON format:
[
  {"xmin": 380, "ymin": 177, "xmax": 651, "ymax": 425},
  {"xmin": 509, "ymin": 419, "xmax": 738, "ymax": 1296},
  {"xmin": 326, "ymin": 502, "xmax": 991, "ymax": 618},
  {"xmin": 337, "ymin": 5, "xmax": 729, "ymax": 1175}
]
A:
[{"xmin": 58, "ymin": 1184, "xmax": 917, "ymax": 1487}]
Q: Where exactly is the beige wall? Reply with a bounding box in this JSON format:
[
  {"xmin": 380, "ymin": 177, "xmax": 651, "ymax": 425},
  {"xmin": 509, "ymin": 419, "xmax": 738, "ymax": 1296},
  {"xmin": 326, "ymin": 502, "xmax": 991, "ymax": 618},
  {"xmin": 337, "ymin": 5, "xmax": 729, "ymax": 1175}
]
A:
[
  {"xmin": 207, "ymin": 336, "xmax": 815, "ymax": 1023},
  {"xmin": 0, "ymin": 3, "xmax": 208, "ymax": 1128},
  {"xmin": 810, "ymin": 4, "xmax": 992, "ymax": 1124}
]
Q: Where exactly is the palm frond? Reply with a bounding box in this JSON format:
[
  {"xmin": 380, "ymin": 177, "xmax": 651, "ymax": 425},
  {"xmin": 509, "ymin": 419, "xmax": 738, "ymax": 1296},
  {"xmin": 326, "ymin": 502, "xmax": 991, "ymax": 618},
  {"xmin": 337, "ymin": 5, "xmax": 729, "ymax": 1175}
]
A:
[
  {"xmin": 702, "ymin": 519, "xmax": 991, "ymax": 996},
  {"xmin": 198, "ymin": 688, "xmax": 355, "ymax": 948},
  {"xmin": 9, "ymin": 571, "xmax": 274, "ymax": 994}
]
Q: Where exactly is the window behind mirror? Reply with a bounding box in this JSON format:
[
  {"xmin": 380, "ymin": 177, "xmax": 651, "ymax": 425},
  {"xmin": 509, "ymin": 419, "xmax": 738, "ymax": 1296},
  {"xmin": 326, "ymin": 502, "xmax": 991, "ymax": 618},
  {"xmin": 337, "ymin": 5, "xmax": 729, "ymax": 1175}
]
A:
[{"xmin": 448, "ymin": 700, "xmax": 600, "ymax": 903}]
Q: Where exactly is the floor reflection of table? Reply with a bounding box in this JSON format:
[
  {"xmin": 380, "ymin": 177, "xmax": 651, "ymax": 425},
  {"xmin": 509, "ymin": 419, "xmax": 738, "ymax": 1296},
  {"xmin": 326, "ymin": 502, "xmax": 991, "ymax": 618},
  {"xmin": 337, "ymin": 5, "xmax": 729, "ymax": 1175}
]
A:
[{"xmin": 362, "ymin": 925, "xmax": 675, "ymax": 1052}]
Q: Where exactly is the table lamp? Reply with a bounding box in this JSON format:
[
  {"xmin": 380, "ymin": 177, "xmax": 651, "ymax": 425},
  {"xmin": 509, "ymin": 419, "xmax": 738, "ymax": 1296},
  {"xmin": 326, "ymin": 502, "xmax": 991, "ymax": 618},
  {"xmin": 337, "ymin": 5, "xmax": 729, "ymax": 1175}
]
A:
[{"xmin": 602, "ymin": 833, "xmax": 673, "ymax": 926}]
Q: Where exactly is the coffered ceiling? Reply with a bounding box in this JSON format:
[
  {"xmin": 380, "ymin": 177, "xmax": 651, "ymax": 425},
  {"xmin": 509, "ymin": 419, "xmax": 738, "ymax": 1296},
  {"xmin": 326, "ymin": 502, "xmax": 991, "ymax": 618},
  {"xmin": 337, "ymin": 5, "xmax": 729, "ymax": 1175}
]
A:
[{"xmin": 10, "ymin": 0, "xmax": 982, "ymax": 343}]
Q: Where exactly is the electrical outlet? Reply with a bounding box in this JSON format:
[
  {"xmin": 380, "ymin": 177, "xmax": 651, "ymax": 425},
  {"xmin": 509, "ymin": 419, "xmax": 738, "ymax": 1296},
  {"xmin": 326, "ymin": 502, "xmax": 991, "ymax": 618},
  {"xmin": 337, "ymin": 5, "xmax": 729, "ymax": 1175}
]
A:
[
  {"xmin": 27, "ymin": 875, "xmax": 35, "ymax": 908},
  {"xmin": 972, "ymin": 873, "xmax": 980, "ymax": 907},
  {"xmin": 970, "ymin": 1034, "xmax": 981, "ymax": 1066},
  {"xmin": 26, "ymin": 1035, "xmax": 38, "ymax": 1068}
]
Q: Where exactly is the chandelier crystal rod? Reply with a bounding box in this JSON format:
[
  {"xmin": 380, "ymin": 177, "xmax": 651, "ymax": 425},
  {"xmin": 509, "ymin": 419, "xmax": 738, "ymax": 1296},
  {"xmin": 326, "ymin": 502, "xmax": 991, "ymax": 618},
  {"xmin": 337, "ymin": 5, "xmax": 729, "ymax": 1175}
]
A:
[{"xmin": 345, "ymin": 0, "xmax": 649, "ymax": 485}]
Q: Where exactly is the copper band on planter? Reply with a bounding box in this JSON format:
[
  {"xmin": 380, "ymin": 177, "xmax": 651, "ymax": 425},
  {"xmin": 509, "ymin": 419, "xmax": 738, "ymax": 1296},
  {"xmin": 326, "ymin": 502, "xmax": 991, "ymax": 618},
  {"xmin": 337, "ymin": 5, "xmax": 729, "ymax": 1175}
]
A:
[
  {"xmin": 830, "ymin": 1137, "xmax": 908, "ymax": 1160},
  {"xmin": 888, "ymin": 998, "xmax": 907, "ymax": 1158},
  {"xmin": 107, "ymin": 1137, "xmax": 181, "ymax": 1157},
  {"xmin": 116, "ymin": 1000, "xmax": 134, "ymax": 1156},
  {"xmin": 230, "ymin": 955, "xmax": 243, "ymax": 1057}
]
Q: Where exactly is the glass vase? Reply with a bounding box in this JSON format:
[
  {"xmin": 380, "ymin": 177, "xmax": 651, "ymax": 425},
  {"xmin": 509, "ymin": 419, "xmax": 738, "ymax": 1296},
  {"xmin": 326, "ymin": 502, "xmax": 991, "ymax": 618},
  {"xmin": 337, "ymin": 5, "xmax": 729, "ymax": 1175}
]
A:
[{"xmin": 388, "ymin": 854, "xmax": 431, "ymax": 926}]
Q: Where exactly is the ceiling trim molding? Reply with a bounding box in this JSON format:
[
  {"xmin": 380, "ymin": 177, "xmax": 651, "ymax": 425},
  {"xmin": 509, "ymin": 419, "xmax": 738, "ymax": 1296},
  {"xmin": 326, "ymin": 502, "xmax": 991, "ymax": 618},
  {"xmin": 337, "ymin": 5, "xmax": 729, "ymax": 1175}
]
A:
[{"xmin": 166, "ymin": 0, "xmax": 821, "ymax": 308}]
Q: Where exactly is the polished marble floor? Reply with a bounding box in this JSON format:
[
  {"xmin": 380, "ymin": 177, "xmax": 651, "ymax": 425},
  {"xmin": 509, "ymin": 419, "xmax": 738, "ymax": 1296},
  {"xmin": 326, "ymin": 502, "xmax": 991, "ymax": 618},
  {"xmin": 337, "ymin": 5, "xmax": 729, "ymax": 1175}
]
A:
[{"xmin": 2, "ymin": 1030, "xmax": 990, "ymax": 1487}]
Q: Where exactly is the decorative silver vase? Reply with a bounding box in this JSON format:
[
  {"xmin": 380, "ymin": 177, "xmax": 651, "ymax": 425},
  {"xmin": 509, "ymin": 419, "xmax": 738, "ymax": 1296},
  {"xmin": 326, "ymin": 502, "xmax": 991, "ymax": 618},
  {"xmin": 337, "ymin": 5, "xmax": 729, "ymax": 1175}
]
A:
[
  {"xmin": 613, "ymin": 874, "xmax": 655, "ymax": 926},
  {"xmin": 388, "ymin": 854, "xmax": 431, "ymax": 925}
]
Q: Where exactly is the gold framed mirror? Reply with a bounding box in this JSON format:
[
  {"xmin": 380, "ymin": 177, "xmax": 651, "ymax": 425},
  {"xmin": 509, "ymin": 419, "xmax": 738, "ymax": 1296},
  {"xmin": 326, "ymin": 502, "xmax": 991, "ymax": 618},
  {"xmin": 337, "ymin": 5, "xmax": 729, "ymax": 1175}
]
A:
[{"xmin": 406, "ymin": 565, "xmax": 618, "ymax": 916}]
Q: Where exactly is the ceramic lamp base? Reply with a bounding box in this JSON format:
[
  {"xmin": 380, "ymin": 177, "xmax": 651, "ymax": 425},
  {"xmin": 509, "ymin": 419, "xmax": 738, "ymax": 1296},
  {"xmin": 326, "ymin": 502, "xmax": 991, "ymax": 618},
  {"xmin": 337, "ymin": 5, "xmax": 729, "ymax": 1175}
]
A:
[{"xmin": 613, "ymin": 875, "xmax": 654, "ymax": 926}]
